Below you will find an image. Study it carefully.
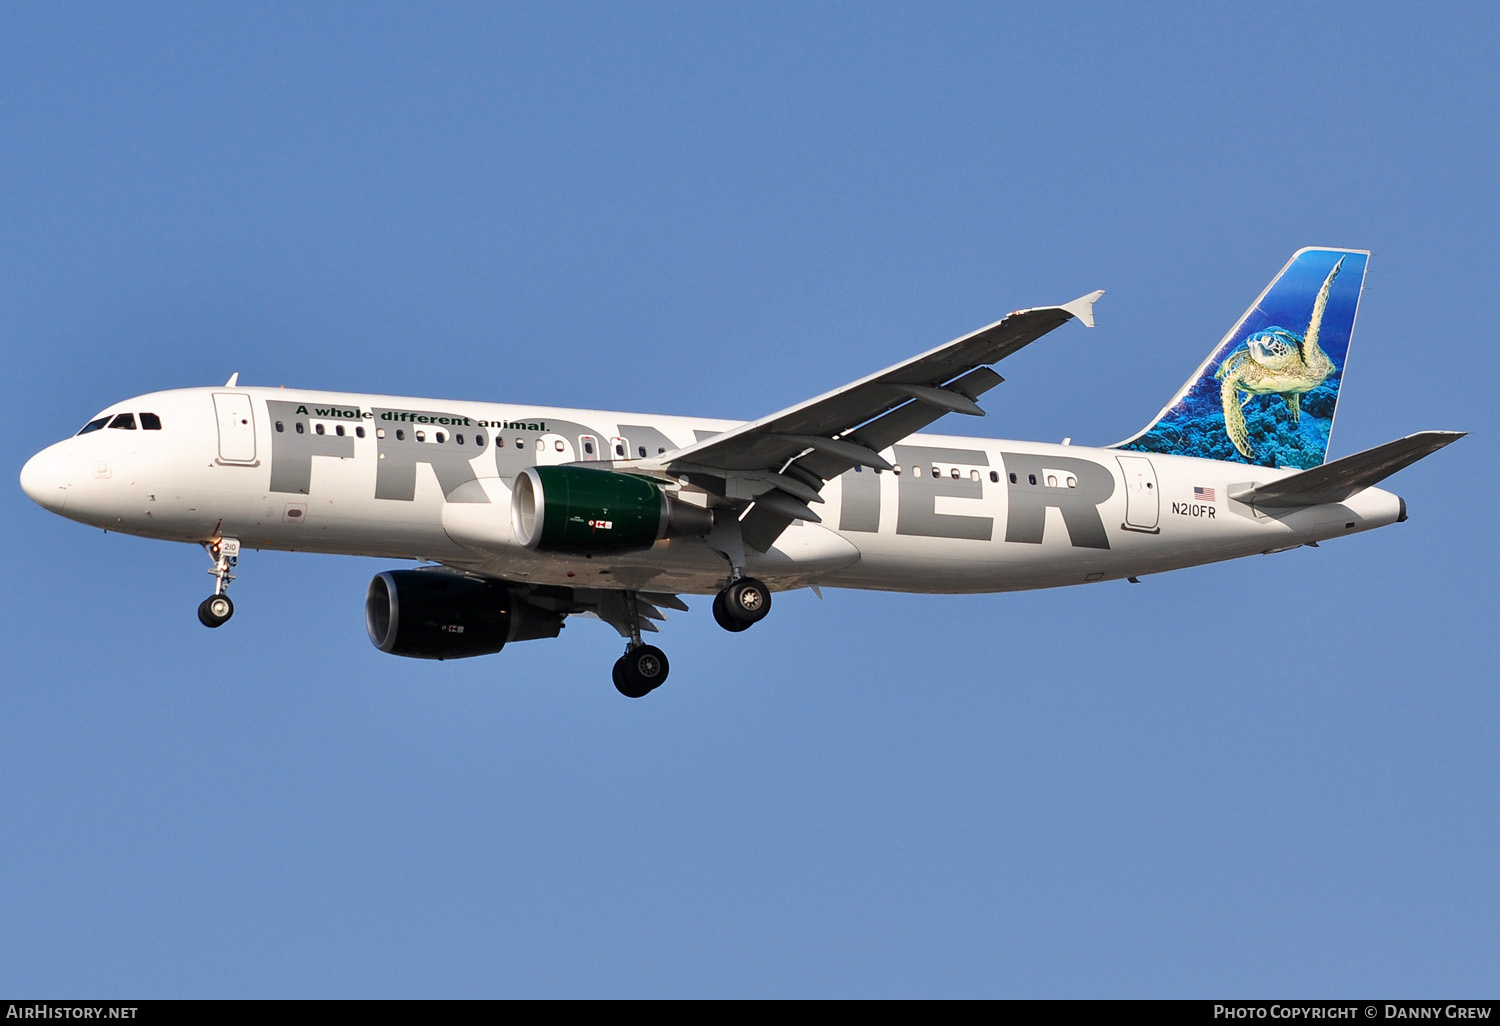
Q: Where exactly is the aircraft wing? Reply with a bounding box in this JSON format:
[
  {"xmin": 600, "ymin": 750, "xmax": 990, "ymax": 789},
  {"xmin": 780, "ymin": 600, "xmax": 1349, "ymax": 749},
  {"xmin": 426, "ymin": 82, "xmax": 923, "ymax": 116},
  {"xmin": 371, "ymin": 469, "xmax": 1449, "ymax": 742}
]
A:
[{"xmin": 643, "ymin": 290, "xmax": 1103, "ymax": 550}]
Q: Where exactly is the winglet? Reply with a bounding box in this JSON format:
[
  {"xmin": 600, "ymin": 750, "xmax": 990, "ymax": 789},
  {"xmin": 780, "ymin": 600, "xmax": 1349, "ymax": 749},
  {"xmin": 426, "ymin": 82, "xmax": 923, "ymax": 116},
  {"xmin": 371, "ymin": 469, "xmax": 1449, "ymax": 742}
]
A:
[
  {"xmin": 1059, "ymin": 290, "xmax": 1105, "ymax": 329},
  {"xmin": 225, "ymin": 372, "xmax": 239, "ymax": 387}
]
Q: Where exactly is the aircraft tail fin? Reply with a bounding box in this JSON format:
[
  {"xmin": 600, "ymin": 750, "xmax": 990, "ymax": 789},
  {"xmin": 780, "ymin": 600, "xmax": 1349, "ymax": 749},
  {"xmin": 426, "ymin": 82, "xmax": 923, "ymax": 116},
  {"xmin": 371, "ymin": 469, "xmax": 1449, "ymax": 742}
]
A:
[
  {"xmin": 1227, "ymin": 431, "xmax": 1464, "ymax": 508},
  {"xmin": 1115, "ymin": 247, "xmax": 1370, "ymax": 470}
]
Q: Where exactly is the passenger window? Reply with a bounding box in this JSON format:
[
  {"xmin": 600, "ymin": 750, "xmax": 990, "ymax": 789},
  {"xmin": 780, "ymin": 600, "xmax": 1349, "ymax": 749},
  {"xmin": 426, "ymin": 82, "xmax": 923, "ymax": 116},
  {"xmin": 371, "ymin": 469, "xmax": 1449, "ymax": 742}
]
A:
[
  {"xmin": 1009, "ymin": 473, "xmax": 1017, "ymax": 484},
  {"xmin": 1028, "ymin": 474, "xmax": 1036, "ymax": 485},
  {"xmin": 275, "ymin": 421, "xmax": 285, "ymax": 433},
  {"xmin": 377, "ymin": 428, "xmax": 386, "ymax": 439},
  {"xmin": 952, "ymin": 468, "xmax": 961, "ymax": 480},
  {"xmin": 913, "ymin": 465, "xmax": 922, "ymax": 477},
  {"xmin": 396, "ymin": 429, "xmax": 405, "ymax": 441},
  {"xmin": 435, "ymin": 431, "xmax": 446, "ymax": 443},
  {"xmin": 535, "ymin": 438, "xmax": 544, "ymax": 451},
  {"xmin": 557, "ymin": 440, "xmax": 566, "ymax": 452},
  {"xmin": 931, "ymin": 466, "xmax": 940, "ymax": 478},
  {"xmin": 296, "ymin": 422, "xmax": 305, "ymax": 434},
  {"xmin": 415, "ymin": 430, "xmax": 425, "ymax": 442},
  {"xmin": 76, "ymin": 417, "xmax": 108, "ymax": 435},
  {"xmin": 140, "ymin": 413, "xmax": 162, "ymax": 430},
  {"xmin": 1067, "ymin": 475, "xmax": 1077, "ymax": 488},
  {"xmin": 315, "ymin": 423, "xmax": 325, "ymax": 435},
  {"xmin": 615, "ymin": 444, "xmax": 626, "ymax": 457},
  {"xmin": 455, "ymin": 434, "xmax": 464, "ymax": 445},
  {"xmin": 657, "ymin": 447, "xmax": 666, "ymax": 455},
  {"xmin": 970, "ymin": 470, "xmax": 980, "ymax": 482},
  {"xmin": 356, "ymin": 426, "xmax": 366, "ymax": 438},
  {"xmin": 335, "ymin": 424, "xmax": 345, "ymax": 436},
  {"xmin": 515, "ymin": 438, "xmax": 524, "ymax": 449},
  {"xmin": 893, "ymin": 465, "xmax": 902, "ymax": 476},
  {"xmin": 1047, "ymin": 475, "xmax": 1057, "ymax": 487},
  {"xmin": 583, "ymin": 439, "xmax": 595, "ymax": 455},
  {"xmin": 638, "ymin": 445, "xmax": 647, "ymax": 458},
  {"xmin": 475, "ymin": 433, "xmax": 485, "ymax": 447},
  {"xmin": 108, "ymin": 413, "xmax": 136, "ymax": 430},
  {"xmin": 989, "ymin": 471, "xmax": 999, "ymax": 483}
]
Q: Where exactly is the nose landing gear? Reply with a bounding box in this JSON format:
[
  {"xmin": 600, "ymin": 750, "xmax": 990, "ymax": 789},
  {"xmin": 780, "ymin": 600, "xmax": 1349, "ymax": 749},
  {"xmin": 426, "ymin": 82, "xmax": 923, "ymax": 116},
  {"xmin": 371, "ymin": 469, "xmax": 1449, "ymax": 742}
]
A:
[
  {"xmin": 198, "ymin": 537, "xmax": 239, "ymax": 628},
  {"xmin": 198, "ymin": 593, "xmax": 234, "ymax": 628}
]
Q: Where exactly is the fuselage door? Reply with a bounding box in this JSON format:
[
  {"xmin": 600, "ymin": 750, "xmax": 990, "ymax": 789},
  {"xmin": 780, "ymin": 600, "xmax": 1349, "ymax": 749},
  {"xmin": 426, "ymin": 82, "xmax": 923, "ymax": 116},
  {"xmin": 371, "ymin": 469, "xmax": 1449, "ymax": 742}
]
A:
[
  {"xmin": 1116, "ymin": 454, "xmax": 1159, "ymax": 533},
  {"xmin": 213, "ymin": 392, "xmax": 258, "ymax": 465}
]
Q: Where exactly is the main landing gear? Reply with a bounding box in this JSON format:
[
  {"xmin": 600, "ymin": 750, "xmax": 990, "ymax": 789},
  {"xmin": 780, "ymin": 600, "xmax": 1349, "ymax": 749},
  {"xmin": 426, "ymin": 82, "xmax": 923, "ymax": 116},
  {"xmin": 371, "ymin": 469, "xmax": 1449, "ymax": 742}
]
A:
[
  {"xmin": 612, "ymin": 576, "xmax": 771, "ymax": 696},
  {"xmin": 712, "ymin": 576, "xmax": 771, "ymax": 633},
  {"xmin": 609, "ymin": 576, "xmax": 772, "ymax": 697},
  {"xmin": 197, "ymin": 537, "xmax": 239, "ymax": 628},
  {"xmin": 611, "ymin": 590, "xmax": 671, "ymax": 698},
  {"xmin": 613, "ymin": 644, "xmax": 670, "ymax": 699}
]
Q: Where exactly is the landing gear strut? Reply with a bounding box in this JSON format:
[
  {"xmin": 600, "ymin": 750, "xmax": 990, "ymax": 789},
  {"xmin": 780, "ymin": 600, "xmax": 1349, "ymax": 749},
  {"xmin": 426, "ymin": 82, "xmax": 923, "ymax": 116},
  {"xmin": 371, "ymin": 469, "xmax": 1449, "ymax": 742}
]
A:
[
  {"xmin": 706, "ymin": 517, "xmax": 771, "ymax": 633},
  {"xmin": 198, "ymin": 537, "xmax": 239, "ymax": 628},
  {"xmin": 612, "ymin": 589, "xmax": 670, "ymax": 698},
  {"xmin": 713, "ymin": 575, "xmax": 771, "ymax": 632}
]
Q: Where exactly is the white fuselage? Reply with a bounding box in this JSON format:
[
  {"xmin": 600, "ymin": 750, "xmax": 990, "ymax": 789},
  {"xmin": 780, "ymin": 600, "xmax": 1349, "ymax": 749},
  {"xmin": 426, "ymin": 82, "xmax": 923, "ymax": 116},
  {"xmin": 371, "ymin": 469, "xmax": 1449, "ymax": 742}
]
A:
[{"xmin": 21, "ymin": 386, "xmax": 1405, "ymax": 596}]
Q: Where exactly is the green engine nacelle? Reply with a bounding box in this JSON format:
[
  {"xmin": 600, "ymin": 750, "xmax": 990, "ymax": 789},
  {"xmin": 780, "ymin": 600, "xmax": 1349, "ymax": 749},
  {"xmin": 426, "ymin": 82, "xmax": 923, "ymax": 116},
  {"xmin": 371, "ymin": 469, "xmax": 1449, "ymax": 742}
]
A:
[{"xmin": 510, "ymin": 465, "xmax": 712, "ymax": 555}]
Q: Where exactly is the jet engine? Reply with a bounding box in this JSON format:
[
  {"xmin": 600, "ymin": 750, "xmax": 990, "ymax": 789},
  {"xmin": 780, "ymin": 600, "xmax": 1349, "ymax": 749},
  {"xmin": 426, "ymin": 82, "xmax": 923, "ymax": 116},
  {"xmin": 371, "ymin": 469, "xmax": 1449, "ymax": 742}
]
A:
[
  {"xmin": 510, "ymin": 465, "xmax": 712, "ymax": 555},
  {"xmin": 365, "ymin": 570, "xmax": 565, "ymax": 660}
]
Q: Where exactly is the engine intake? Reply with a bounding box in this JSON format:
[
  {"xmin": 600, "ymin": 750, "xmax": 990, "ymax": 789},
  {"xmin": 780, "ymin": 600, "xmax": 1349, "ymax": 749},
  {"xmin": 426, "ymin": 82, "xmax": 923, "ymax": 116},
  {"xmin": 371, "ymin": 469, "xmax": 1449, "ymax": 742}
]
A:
[
  {"xmin": 511, "ymin": 465, "xmax": 711, "ymax": 555},
  {"xmin": 366, "ymin": 570, "xmax": 564, "ymax": 660}
]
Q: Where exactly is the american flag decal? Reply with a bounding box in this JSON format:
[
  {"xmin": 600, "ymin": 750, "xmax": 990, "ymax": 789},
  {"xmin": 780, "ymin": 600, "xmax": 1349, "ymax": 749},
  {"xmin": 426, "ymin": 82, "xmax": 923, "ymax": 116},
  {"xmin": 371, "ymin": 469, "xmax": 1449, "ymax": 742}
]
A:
[{"xmin": 1193, "ymin": 486, "xmax": 1216, "ymax": 501}]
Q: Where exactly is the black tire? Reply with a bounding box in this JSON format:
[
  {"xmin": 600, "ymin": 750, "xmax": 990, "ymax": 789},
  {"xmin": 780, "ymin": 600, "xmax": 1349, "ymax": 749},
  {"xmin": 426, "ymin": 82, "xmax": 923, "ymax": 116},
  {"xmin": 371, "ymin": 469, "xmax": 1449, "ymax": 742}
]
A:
[
  {"xmin": 198, "ymin": 594, "xmax": 234, "ymax": 628},
  {"xmin": 712, "ymin": 592, "xmax": 753, "ymax": 632},
  {"xmin": 613, "ymin": 657, "xmax": 650, "ymax": 698},
  {"xmin": 724, "ymin": 577, "xmax": 771, "ymax": 624},
  {"xmin": 617, "ymin": 644, "xmax": 669, "ymax": 695}
]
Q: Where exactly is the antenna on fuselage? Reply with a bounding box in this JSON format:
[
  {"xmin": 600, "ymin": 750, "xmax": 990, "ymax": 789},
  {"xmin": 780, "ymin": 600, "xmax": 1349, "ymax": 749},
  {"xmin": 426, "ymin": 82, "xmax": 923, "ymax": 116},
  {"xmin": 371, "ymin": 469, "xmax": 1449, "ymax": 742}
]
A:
[{"xmin": 224, "ymin": 372, "xmax": 239, "ymax": 387}]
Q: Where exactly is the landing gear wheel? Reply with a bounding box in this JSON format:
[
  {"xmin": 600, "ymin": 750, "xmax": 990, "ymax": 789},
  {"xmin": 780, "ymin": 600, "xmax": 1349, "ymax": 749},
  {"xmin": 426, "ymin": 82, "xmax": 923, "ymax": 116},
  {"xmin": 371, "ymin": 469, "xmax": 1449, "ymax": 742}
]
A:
[
  {"xmin": 712, "ymin": 592, "xmax": 753, "ymax": 632},
  {"xmin": 612, "ymin": 659, "xmax": 644, "ymax": 698},
  {"xmin": 720, "ymin": 577, "xmax": 771, "ymax": 626},
  {"xmin": 614, "ymin": 644, "xmax": 669, "ymax": 698},
  {"xmin": 198, "ymin": 594, "xmax": 234, "ymax": 628}
]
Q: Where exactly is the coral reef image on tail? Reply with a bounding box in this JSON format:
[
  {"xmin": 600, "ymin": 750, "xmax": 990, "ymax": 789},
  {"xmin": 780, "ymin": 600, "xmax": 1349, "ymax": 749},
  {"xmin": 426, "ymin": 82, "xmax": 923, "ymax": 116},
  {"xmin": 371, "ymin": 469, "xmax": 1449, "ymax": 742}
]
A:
[{"xmin": 1118, "ymin": 247, "xmax": 1368, "ymax": 469}]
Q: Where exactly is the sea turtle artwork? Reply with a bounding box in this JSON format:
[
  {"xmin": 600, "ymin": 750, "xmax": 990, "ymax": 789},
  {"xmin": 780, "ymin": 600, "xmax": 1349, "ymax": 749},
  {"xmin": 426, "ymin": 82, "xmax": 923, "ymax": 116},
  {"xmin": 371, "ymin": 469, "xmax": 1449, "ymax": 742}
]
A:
[
  {"xmin": 1116, "ymin": 247, "xmax": 1368, "ymax": 470},
  {"xmin": 1214, "ymin": 257, "xmax": 1343, "ymax": 459}
]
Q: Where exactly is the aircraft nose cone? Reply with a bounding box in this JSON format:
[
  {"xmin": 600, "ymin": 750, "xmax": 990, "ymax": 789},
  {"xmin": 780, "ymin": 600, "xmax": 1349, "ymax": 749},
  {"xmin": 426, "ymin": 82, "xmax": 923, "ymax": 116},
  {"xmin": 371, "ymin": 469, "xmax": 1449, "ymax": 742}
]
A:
[{"xmin": 20, "ymin": 447, "xmax": 70, "ymax": 512}]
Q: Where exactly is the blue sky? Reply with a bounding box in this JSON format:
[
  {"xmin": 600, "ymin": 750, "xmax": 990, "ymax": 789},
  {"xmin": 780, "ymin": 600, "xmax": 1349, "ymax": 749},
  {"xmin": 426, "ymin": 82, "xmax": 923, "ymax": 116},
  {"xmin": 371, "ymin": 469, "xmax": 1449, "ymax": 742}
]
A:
[{"xmin": 3, "ymin": 3, "xmax": 1496, "ymax": 997}]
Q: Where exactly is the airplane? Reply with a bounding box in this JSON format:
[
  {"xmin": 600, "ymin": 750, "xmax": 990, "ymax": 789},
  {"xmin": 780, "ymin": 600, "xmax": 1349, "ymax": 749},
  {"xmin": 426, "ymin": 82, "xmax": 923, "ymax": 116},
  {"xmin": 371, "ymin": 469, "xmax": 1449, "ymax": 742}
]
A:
[{"xmin": 20, "ymin": 247, "xmax": 1463, "ymax": 697}]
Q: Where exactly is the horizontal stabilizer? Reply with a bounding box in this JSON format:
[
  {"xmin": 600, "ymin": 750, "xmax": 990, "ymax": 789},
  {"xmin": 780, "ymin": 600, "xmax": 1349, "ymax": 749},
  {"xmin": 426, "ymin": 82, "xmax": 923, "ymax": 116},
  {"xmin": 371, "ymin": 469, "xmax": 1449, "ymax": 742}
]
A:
[{"xmin": 1228, "ymin": 431, "xmax": 1465, "ymax": 507}]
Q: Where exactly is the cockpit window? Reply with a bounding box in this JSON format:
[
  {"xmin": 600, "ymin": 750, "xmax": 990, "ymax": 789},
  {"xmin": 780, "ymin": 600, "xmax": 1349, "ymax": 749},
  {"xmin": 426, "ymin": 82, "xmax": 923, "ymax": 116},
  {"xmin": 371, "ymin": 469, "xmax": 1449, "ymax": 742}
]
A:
[
  {"xmin": 76, "ymin": 417, "xmax": 109, "ymax": 435},
  {"xmin": 140, "ymin": 413, "xmax": 162, "ymax": 430},
  {"xmin": 108, "ymin": 413, "xmax": 137, "ymax": 430}
]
